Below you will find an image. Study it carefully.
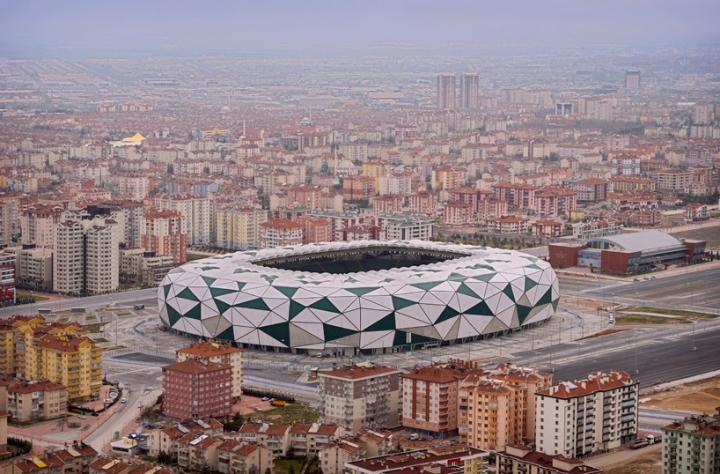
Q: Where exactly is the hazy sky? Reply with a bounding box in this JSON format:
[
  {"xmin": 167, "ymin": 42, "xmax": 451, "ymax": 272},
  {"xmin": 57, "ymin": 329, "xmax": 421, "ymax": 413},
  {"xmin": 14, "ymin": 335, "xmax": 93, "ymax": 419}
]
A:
[{"xmin": 1, "ymin": 0, "xmax": 719, "ymax": 56}]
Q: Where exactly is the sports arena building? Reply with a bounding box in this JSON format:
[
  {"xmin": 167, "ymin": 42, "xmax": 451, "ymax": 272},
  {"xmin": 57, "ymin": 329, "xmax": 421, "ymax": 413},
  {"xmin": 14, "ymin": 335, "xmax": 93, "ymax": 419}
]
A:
[{"xmin": 158, "ymin": 241, "xmax": 559, "ymax": 354}]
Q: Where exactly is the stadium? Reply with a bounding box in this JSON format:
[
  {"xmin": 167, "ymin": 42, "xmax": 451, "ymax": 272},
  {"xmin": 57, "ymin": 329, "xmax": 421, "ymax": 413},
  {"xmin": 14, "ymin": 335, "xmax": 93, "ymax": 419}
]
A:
[{"xmin": 158, "ymin": 241, "xmax": 559, "ymax": 354}]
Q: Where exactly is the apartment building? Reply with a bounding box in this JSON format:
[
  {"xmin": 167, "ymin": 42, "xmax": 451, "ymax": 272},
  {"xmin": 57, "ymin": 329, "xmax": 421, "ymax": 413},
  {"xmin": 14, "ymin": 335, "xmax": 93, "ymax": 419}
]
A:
[
  {"xmin": 53, "ymin": 214, "xmax": 119, "ymax": 296},
  {"xmin": 437, "ymin": 73, "xmax": 456, "ymax": 110},
  {"xmin": 608, "ymin": 176, "xmax": 656, "ymax": 193},
  {"xmin": 141, "ymin": 210, "xmax": 187, "ymax": 265},
  {"xmin": 372, "ymin": 195, "xmax": 404, "ymax": 215},
  {"xmin": 319, "ymin": 363, "xmax": 401, "ymax": 433},
  {"xmin": 7, "ymin": 381, "xmax": 67, "ymax": 422},
  {"xmin": 118, "ymin": 249, "xmax": 175, "ymax": 287},
  {"xmin": 535, "ymin": 371, "xmax": 639, "ymax": 458},
  {"xmin": 288, "ymin": 423, "xmax": 343, "ymax": 457},
  {"xmin": 146, "ymin": 419, "xmax": 224, "ymax": 458},
  {"xmin": 535, "ymin": 187, "xmax": 577, "ymax": 217},
  {"xmin": 661, "ymin": 408, "xmax": 720, "ymax": 474},
  {"xmin": 343, "ymin": 176, "xmax": 375, "ymax": 201},
  {"xmin": 496, "ymin": 444, "xmax": 602, "ymax": 474},
  {"xmin": 444, "ymin": 201, "xmax": 473, "ymax": 225},
  {"xmin": 259, "ymin": 218, "xmax": 303, "ymax": 249},
  {"xmin": 572, "ymin": 220, "xmax": 621, "ymax": 240},
  {"xmin": 15, "ymin": 245, "xmax": 53, "ymax": 291},
  {"xmin": 214, "ymin": 205, "xmax": 268, "ymax": 250},
  {"xmin": 0, "ymin": 194, "xmax": 20, "ymax": 247},
  {"xmin": 458, "ymin": 364, "xmax": 553, "ymax": 450},
  {"xmin": 345, "ymin": 446, "xmax": 488, "ymax": 474},
  {"xmin": 4, "ymin": 442, "xmax": 98, "ymax": 474},
  {"xmin": 656, "ymin": 169, "xmax": 693, "ymax": 191},
  {"xmin": 297, "ymin": 216, "xmax": 332, "ymax": 244},
  {"xmin": 16, "ymin": 332, "xmax": 103, "ymax": 401},
  {"xmin": 409, "ymin": 192, "xmax": 437, "ymax": 216},
  {"xmin": 20, "ymin": 204, "xmax": 64, "ymax": 248},
  {"xmin": 176, "ymin": 433, "xmax": 222, "ymax": 472},
  {"xmin": 238, "ymin": 423, "xmax": 291, "ymax": 456},
  {"xmin": 573, "ymin": 179, "xmax": 608, "ymax": 203},
  {"xmin": 217, "ymin": 439, "xmax": 273, "ymax": 474},
  {"xmin": 401, "ymin": 365, "xmax": 464, "ymax": 436},
  {"xmin": 162, "ymin": 359, "xmax": 232, "ymax": 421},
  {"xmin": 375, "ymin": 214, "xmax": 434, "ymax": 241},
  {"xmin": 487, "ymin": 216, "xmax": 528, "ymax": 234},
  {"xmin": 155, "ymin": 194, "xmax": 211, "ymax": 246},
  {"xmin": 320, "ymin": 438, "xmax": 367, "ymax": 474},
  {"xmin": 176, "ymin": 341, "xmax": 243, "ymax": 400},
  {"xmin": 432, "ymin": 166, "xmax": 465, "ymax": 191}
]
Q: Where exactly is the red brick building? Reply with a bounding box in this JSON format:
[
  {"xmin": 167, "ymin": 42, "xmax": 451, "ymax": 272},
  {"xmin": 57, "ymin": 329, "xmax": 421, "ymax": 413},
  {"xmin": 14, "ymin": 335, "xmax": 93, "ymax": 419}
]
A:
[
  {"xmin": 141, "ymin": 210, "xmax": 187, "ymax": 265},
  {"xmin": 162, "ymin": 359, "xmax": 232, "ymax": 421}
]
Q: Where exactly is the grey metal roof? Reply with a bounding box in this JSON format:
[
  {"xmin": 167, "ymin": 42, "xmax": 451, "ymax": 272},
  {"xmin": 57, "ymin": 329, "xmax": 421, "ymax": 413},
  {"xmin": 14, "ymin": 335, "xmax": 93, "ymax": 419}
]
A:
[{"xmin": 585, "ymin": 231, "xmax": 682, "ymax": 251}]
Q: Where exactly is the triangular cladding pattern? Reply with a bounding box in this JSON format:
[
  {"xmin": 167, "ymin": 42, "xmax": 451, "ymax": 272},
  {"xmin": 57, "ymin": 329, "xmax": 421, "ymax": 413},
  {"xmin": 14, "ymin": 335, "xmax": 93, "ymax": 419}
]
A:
[{"xmin": 163, "ymin": 243, "xmax": 558, "ymax": 350}]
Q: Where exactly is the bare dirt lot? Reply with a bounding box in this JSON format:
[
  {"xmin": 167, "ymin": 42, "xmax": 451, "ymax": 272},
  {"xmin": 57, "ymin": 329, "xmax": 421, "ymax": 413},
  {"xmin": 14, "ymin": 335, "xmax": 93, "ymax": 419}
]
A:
[
  {"xmin": 601, "ymin": 445, "xmax": 662, "ymax": 474},
  {"xmin": 642, "ymin": 375, "xmax": 720, "ymax": 414},
  {"xmin": 671, "ymin": 225, "xmax": 720, "ymax": 250}
]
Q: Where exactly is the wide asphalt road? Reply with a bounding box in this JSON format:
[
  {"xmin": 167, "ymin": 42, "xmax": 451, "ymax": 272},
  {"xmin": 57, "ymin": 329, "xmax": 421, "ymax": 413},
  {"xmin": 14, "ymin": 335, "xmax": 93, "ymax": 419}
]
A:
[
  {"xmin": 513, "ymin": 323, "xmax": 720, "ymax": 388},
  {"xmin": 582, "ymin": 267, "xmax": 720, "ymax": 310}
]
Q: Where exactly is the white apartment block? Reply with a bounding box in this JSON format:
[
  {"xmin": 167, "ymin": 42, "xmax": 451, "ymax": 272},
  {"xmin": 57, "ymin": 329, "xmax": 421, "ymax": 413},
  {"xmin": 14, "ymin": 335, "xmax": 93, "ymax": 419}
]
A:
[
  {"xmin": 53, "ymin": 216, "xmax": 119, "ymax": 295},
  {"xmin": 535, "ymin": 371, "xmax": 639, "ymax": 458},
  {"xmin": 155, "ymin": 194, "xmax": 211, "ymax": 245},
  {"xmin": 319, "ymin": 363, "xmax": 401, "ymax": 433}
]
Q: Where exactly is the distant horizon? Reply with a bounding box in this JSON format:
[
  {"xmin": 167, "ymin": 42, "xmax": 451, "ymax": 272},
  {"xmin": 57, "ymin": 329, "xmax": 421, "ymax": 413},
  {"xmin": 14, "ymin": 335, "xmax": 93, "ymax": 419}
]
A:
[{"xmin": 1, "ymin": 0, "xmax": 719, "ymax": 58}]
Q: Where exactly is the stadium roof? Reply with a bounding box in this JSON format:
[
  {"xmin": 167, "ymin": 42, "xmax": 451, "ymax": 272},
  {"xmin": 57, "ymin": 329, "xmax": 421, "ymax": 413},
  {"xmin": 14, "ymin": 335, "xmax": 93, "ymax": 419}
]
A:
[{"xmin": 585, "ymin": 231, "xmax": 682, "ymax": 252}]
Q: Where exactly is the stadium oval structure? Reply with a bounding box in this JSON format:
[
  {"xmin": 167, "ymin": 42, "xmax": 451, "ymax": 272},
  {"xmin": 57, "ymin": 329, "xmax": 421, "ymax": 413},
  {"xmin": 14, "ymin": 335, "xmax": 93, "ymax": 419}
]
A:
[{"xmin": 158, "ymin": 241, "xmax": 559, "ymax": 351}]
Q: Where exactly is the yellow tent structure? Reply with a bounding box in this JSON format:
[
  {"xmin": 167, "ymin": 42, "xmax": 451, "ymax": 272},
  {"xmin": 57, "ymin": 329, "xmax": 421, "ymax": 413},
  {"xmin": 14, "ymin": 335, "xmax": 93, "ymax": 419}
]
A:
[{"xmin": 121, "ymin": 132, "xmax": 146, "ymax": 143}]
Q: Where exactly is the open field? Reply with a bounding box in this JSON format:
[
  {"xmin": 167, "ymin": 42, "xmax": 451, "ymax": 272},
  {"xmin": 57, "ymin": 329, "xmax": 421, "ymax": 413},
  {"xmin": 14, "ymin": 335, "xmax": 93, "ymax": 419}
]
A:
[
  {"xmin": 244, "ymin": 403, "xmax": 319, "ymax": 425},
  {"xmin": 671, "ymin": 225, "xmax": 720, "ymax": 250},
  {"xmin": 604, "ymin": 448, "xmax": 662, "ymax": 474},
  {"xmin": 621, "ymin": 307, "xmax": 718, "ymax": 319},
  {"xmin": 642, "ymin": 375, "xmax": 720, "ymax": 414},
  {"xmin": 615, "ymin": 315, "xmax": 689, "ymax": 325}
]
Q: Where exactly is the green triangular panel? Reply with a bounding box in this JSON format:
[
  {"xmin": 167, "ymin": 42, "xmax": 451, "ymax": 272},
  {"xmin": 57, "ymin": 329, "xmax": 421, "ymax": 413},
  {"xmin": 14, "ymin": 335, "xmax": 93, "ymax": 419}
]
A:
[
  {"xmin": 201, "ymin": 276, "xmax": 216, "ymax": 287},
  {"xmin": 185, "ymin": 304, "xmax": 202, "ymax": 320},
  {"xmin": 466, "ymin": 300, "xmax": 494, "ymax": 316},
  {"xmin": 538, "ymin": 287, "xmax": 553, "ymax": 306},
  {"xmin": 310, "ymin": 297, "xmax": 340, "ymax": 314},
  {"xmin": 237, "ymin": 282, "xmax": 246, "ymax": 291},
  {"xmin": 517, "ymin": 305, "xmax": 533, "ymax": 325},
  {"xmin": 392, "ymin": 296, "xmax": 416, "ymax": 310},
  {"xmin": 214, "ymin": 298, "xmax": 231, "ymax": 315},
  {"xmin": 410, "ymin": 333, "xmax": 438, "ymax": 344},
  {"xmin": 324, "ymin": 324, "xmax": 357, "ymax": 341},
  {"xmin": 163, "ymin": 284, "xmax": 172, "ymax": 298},
  {"xmin": 436, "ymin": 306, "xmax": 460, "ymax": 324},
  {"xmin": 209, "ymin": 287, "xmax": 235, "ymax": 298},
  {"xmin": 472, "ymin": 273, "xmax": 496, "ymax": 282},
  {"xmin": 259, "ymin": 323, "xmax": 290, "ymax": 345},
  {"xmin": 457, "ymin": 283, "xmax": 481, "ymax": 299},
  {"xmin": 393, "ymin": 330, "xmax": 408, "ymax": 347},
  {"xmin": 411, "ymin": 281, "xmax": 442, "ymax": 291},
  {"xmin": 236, "ymin": 298, "xmax": 270, "ymax": 311},
  {"xmin": 289, "ymin": 300, "xmax": 305, "ymax": 320},
  {"xmin": 167, "ymin": 304, "xmax": 183, "ymax": 327},
  {"xmin": 524, "ymin": 278, "xmax": 538, "ymax": 291},
  {"xmin": 503, "ymin": 284, "xmax": 516, "ymax": 303},
  {"xmin": 216, "ymin": 326, "xmax": 235, "ymax": 341},
  {"xmin": 262, "ymin": 275, "xmax": 278, "ymax": 283},
  {"xmin": 176, "ymin": 287, "xmax": 200, "ymax": 302},
  {"xmin": 346, "ymin": 287, "xmax": 378, "ymax": 296},
  {"xmin": 274, "ymin": 286, "xmax": 298, "ymax": 298},
  {"xmin": 365, "ymin": 313, "xmax": 396, "ymax": 332}
]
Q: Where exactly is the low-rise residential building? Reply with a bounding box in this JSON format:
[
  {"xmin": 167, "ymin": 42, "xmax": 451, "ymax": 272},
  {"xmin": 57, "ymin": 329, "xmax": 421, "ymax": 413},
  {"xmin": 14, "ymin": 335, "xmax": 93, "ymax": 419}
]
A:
[
  {"xmin": 176, "ymin": 433, "xmax": 222, "ymax": 472},
  {"xmin": 319, "ymin": 363, "xmax": 401, "ymax": 433},
  {"xmin": 684, "ymin": 203, "xmax": 709, "ymax": 222},
  {"xmin": 217, "ymin": 439, "xmax": 273, "ymax": 474},
  {"xmin": 162, "ymin": 359, "xmax": 232, "ymax": 421},
  {"xmin": 535, "ymin": 371, "xmax": 639, "ymax": 458},
  {"xmin": 661, "ymin": 407, "xmax": 720, "ymax": 474},
  {"xmin": 238, "ymin": 423, "xmax": 291, "ymax": 456},
  {"xmin": 320, "ymin": 438, "xmax": 367, "ymax": 474},
  {"xmin": 496, "ymin": 444, "xmax": 603, "ymax": 474},
  {"xmin": 572, "ymin": 220, "xmax": 621, "ymax": 240},
  {"xmin": 7, "ymin": 381, "xmax": 67, "ymax": 422},
  {"xmin": 176, "ymin": 341, "xmax": 243, "ymax": 401},
  {"xmin": 146, "ymin": 419, "xmax": 224, "ymax": 458},
  {"xmin": 487, "ymin": 216, "xmax": 528, "ymax": 234},
  {"xmin": 4, "ymin": 443, "xmax": 98, "ymax": 474},
  {"xmin": 401, "ymin": 365, "xmax": 462, "ymax": 436},
  {"xmin": 288, "ymin": 423, "xmax": 343, "ymax": 457}
]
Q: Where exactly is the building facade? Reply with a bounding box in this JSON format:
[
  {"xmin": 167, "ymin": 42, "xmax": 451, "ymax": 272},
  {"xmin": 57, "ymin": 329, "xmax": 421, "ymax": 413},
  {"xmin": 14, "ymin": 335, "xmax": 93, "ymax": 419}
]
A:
[
  {"xmin": 319, "ymin": 363, "xmax": 401, "ymax": 433},
  {"xmin": 162, "ymin": 359, "xmax": 232, "ymax": 421},
  {"xmin": 176, "ymin": 341, "xmax": 243, "ymax": 400},
  {"xmin": 661, "ymin": 408, "xmax": 720, "ymax": 474}
]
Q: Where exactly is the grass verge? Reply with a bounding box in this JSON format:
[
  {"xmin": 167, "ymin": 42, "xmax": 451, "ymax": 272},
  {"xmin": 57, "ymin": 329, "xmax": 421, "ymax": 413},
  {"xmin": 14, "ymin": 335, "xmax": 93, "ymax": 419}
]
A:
[{"xmin": 621, "ymin": 306, "xmax": 717, "ymax": 319}]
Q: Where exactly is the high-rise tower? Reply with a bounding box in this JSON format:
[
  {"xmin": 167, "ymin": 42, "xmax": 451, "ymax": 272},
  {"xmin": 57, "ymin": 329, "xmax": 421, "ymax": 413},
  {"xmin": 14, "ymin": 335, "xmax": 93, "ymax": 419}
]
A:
[
  {"xmin": 460, "ymin": 72, "xmax": 479, "ymax": 109},
  {"xmin": 437, "ymin": 73, "xmax": 456, "ymax": 110}
]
